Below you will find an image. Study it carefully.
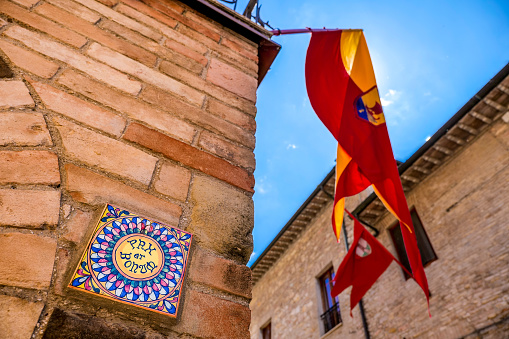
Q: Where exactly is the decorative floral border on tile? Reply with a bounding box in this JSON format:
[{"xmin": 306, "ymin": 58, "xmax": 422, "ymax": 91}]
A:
[{"xmin": 69, "ymin": 204, "xmax": 192, "ymax": 318}]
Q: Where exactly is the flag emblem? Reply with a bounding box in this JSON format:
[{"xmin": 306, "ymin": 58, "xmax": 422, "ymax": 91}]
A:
[
  {"xmin": 355, "ymin": 238, "xmax": 372, "ymax": 257},
  {"xmin": 355, "ymin": 87, "xmax": 385, "ymax": 126}
]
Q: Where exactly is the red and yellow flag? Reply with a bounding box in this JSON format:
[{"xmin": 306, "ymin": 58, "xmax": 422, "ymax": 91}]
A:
[
  {"xmin": 305, "ymin": 30, "xmax": 429, "ymax": 303},
  {"xmin": 331, "ymin": 211, "xmax": 396, "ymax": 315}
]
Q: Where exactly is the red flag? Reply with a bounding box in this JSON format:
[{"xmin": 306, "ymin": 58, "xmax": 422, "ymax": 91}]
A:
[
  {"xmin": 305, "ymin": 30, "xmax": 429, "ymax": 305},
  {"xmin": 331, "ymin": 212, "xmax": 395, "ymax": 315}
]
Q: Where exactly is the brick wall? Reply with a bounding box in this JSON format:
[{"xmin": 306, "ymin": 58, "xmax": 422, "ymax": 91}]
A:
[
  {"xmin": 250, "ymin": 119, "xmax": 509, "ymax": 338},
  {"xmin": 0, "ymin": 0, "xmax": 260, "ymax": 337}
]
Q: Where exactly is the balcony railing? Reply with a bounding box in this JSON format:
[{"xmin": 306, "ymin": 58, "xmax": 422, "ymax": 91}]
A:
[{"xmin": 320, "ymin": 302, "xmax": 342, "ymax": 333}]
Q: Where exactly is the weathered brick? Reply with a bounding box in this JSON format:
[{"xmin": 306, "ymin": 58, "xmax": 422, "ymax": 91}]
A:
[
  {"xmin": 142, "ymin": 0, "xmax": 220, "ymax": 43},
  {"xmin": 0, "ymin": 39, "xmax": 59, "ymax": 78},
  {"xmin": 140, "ymin": 0, "xmax": 184, "ymax": 15},
  {"xmin": 0, "ymin": 233, "xmax": 57, "ymax": 289},
  {"xmin": 10, "ymin": 0, "xmax": 40, "ymax": 8},
  {"xmin": 188, "ymin": 175, "xmax": 254, "ymax": 264},
  {"xmin": 0, "ymin": 295, "xmax": 44, "ymax": 339},
  {"xmin": 46, "ymin": 0, "xmax": 101, "ymax": 23},
  {"xmin": 61, "ymin": 209, "xmax": 94, "ymax": 244},
  {"xmin": 0, "ymin": 189, "xmax": 60, "ymax": 227},
  {"xmin": 141, "ymin": 86, "xmax": 255, "ymax": 149},
  {"xmin": 153, "ymin": 161, "xmax": 191, "ymax": 201},
  {"xmin": 0, "ymin": 80, "xmax": 34, "ymax": 108},
  {"xmin": 115, "ymin": 3, "xmax": 177, "ymax": 33},
  {"xmin": 0, "ymin": 111, "xmax": 52, "ymax": 146},
  {"xmin": 28, "ymin": 79, "xmax": 126, "ymax": 137},
  {"xmin": 207, "ymin": 58, "xmax": 257, "ymax": 102},
  {"xmin": 75, "ymin": 0, "xmax": 162, "ymax": 41},
  {"xmin": 163, "ymin": 37, "xmax": 208, "ymax": 66},
  {"xmin": 182, "ymin": 11, "xmax": 222, "ymax": 42},
  {"xmin": 57, "ymin": 70, "xmax": 196, "ymax": 142},
  {"xmin": 179, "ymin": 25, "xmax": 257, "ymax": 76},
  {"xmin": 159, "ymin": 60, "xmax": 256, "ymax": 114},
  {"xmin": 86, "ymin": 43, "xmax": 205, "ymax": 106},
  {"xmin": 0, "ymin": 1, "xmax": 87, "ymax": 48},
  {"xmin": 221, "ymin": 37, "xmax": 258, "ymax": 63},
  {"xmin": 99, "ymin": 19, "xmax": 204, "ymax": 74},
  {"xmin": 0, "ymin": 17, "xmax": 7, "ymax": 28},
  {"xmin": 121, "ymin": 0, "xmax": 178, "ymax": 29},
  {"xmin": 173, "ymin": 289, "xmax": 250, "ymax": 339},
  {"xmin": 188, "ymin": 247, "xmax": 252, "ymax": 298},
  {"xmin": 53, "ymin": 247, "xmax": 72, "ymax": 296},
  {"xmin": 207, "ymin": 98, "xmax": 256, "ymax": 131},
  {"xmin": 198, "ymin": 131, "xmax": 255, "ymax": 170},
  {"xmin": 54, "ymin": 116, "xmax": 157, "ymax": 185},
  {"xmin": 123, "ymin": 123, "xmax": 255, "ymax": 192},
  {"xmin": 4, "ymin": 26, "xmax": 142, "ymax": 95},
  {"xmin": 95, "ymin": 0, "xmax": 118, "ymax": 6},
  {"xmin": 0, "ymin": 151, "xmax": 60, "ymax": 185},
  {"xmin": 65, "ymin": 164, "xmax": 182, "ymax": 226},
  {"xmin": 35, "ymin": 3, "xmax": 157, "ymax": 67}
]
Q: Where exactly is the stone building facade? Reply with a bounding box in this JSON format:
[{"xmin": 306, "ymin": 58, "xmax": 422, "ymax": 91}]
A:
[
  {"xmin": 0, "ymin": 0, "xmax": 279, "ymax": 337},
  {"xmin": 250, "ymin": 64, "xmax": 509, "ymax": 338}
]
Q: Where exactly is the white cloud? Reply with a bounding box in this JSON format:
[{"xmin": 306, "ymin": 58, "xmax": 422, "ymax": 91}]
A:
[
  {"xmin": 381, "ymin": 89, "xmax": 402, "ymax": 107},
  {"xmin": 425, "ymin": 136, "xmax": 431, "ymax": 142},
  {"xmin": 249, "ymin": 252, "xmax": 256, "ymax": 260},
  {"xmin": 255, "ymin": 176, "xmax": 271, "ymax": 195},
  {"xmin": 381, "ymin": 98, "xmax": 393, "ymax": 106},
  {"xmin": 286, "ymin": 143, "xmax": 297, "ymax": 150}
]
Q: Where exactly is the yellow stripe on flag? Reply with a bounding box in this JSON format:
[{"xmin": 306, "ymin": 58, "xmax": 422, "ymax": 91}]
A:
[
  {"xmin": 333, "ymin": 198, "xmax": 345, "ymax": 241},
  {"xmin": 333, "ymin": 144, "xmax": 352, "ymax": 241},
  {"xmin": 372, "ymin": 184, "xmax": 413, "ymax": 233}
]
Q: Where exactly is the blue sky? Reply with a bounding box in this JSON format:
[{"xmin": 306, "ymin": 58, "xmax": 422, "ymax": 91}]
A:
[{"xmin": 235, "ymin": 0, "xmax": 509, "ymax": 265}]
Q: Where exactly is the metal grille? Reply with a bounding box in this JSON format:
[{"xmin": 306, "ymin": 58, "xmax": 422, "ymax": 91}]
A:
[{"xmin": 320, "ymin": 302, "xmax": 342, "ymax": 333}]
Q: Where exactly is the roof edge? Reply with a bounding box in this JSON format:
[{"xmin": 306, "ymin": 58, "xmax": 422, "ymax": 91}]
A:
[
  {"xmin": 250, "ymin": 167, "xmax": 335, "ymax": 269},
  {"xmin": 353, "ymin": 62, "xmax": 509, "ymax": 216},
  {"xmin": 177, "ymin": 0, "xmax": 281, "ymax": 84}
]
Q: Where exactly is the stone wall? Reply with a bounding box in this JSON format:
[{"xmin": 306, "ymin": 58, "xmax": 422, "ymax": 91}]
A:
[
  {"xmin": 250, "ymin": 118, "xmax": 509, "ymax": 338},
  {"xmin": 0, "ymin": 0, "xmax": 260, "ymax": 337}
]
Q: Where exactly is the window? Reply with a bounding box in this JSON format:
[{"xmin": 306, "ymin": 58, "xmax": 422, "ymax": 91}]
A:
[
  {"xmin": 261, "ymin": 322, "xmax": 271, "ymax": 339},
  {"xmin": 318, "ymin": 267, "xmax": 342, "ymax": 333},
  {"xmin": 389, "ymin": 208, "xmax": 437, "ymax": 279}
]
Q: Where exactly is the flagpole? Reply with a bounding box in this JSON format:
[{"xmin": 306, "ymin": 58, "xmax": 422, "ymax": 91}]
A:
[
  {"xmin": 270, "ymin": 28, "xmax": 362, "ymax": 36},
  {"xmin": 341, "ymin": 219, "xmax": 371, "ymax": 339}
]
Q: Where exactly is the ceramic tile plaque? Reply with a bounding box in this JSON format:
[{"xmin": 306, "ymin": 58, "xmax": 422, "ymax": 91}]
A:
[{"xmin": 69, "ymin": 204, "xmax": 192, "ymax": 318}]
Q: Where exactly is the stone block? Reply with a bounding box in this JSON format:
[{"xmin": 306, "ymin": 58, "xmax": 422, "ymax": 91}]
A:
[
  {"xmin": 4, "ymin": 26, "xmax": 141, "ymax": 95},
  {"xmin": 1, "ymin": 1, "xmax": 87, "ymax": 48},
  {"xmin": 0, "ymin": 151, "xmax": 60, "ymax": 185},
  {"xmin": 0, "ymin": 189, "xmax": 60, "ymax": 228},
  {"xmin": 0, "ymin": 112, "xmax": 52, "ymax": 146},
  {"xmin": 0, "ymin": 233, "xmax": 57, "ymax": 289},
  {"xmin": 188, "ymin": 175, "xmax": 254, "ymax": 264},
  {"xmin": 34, "ymin": 2, "xmax": 157, "ymax": 67},
  {"xmin": 198, "ymin": 131, "xmax": 255, "ymax": 170},
  {"xmin": 0, "ymin": 295, "xmax": 44, "ymax": 339},
  {"xmin": 174, "ymin": 289, "xmax": 250, "ymax": 339},
  {"xmin": 123, "ymin": 123, "xmax": 255, "ymax": 192},
  {"xmin": 54, "ymin": 116, "xmax": 157, "ymax": 185},
  {"xmin": 86, "ymin": 43, "xmax": 204, "ymax": 106},
  {"xmin": 29, "ymin": 79, "xmax": 126, "ymax": 137},
  {"xmin": 61, "ymin": 209, "xmax": 94, "ymax": 244},
  {"xmin": 64, "ymin": 164, "xmax": 182, "ymax": 226},
  {"xmin": 0, "ymin": 39, "xmax": 59, "ymax": 78},
  {"xmin": 188, "ymin": 247, "xmax": 252, "ymax": 298},
  {"xmin": 0, "ymin": 80, "xmax": 34, "ymax": 109},
  {"xmin": 57, "ymin": 70, "xmax": 196, "ymax": 143},
  {"xmin": 153, "ymin": 161, "xmax": 191, "ymax": 201}
]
